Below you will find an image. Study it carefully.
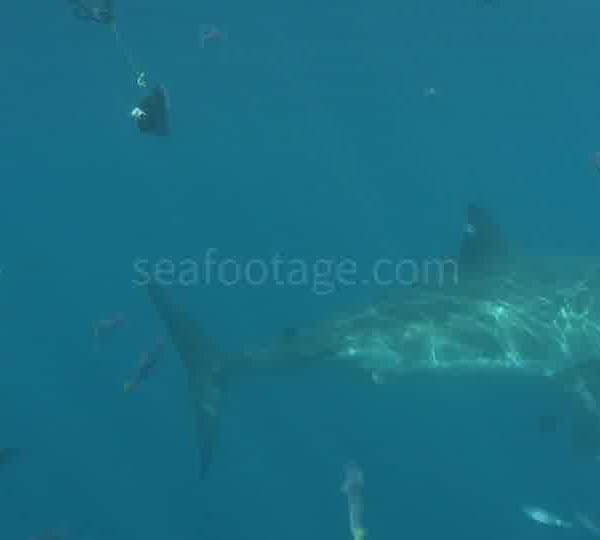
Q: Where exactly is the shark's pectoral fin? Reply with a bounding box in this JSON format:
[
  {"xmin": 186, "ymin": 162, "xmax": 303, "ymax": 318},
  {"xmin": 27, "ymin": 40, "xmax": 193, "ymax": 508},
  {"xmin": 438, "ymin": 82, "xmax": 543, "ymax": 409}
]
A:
[
  {"xmin": 147, "ymin": 283, "xmax": 226, "ymax": 477},
  {"xmin": 190, "ymin": 388, "xmax": 222, "ymax": 478},
  {"xmin": 571, "ymin": 414, "xmax": 600, "ymax": 459},
  {"xmin": 555, "ymin": 359, "xmax": 600, "ymax": 459}
]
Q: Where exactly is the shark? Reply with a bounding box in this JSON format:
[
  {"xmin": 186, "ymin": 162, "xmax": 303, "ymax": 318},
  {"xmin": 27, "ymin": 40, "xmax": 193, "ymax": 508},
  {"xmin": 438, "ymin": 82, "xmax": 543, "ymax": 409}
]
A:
[{"xmin": 147, "ymin": 204, "xmax": 600, "ymax": 476}]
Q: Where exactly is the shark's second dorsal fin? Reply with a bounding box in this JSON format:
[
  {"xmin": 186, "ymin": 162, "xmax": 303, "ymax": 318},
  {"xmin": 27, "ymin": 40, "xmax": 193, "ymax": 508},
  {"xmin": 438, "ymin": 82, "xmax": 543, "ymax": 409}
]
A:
[{"xmin": 458, "ymin": 204, "xmax": 509, "ymax": 277}]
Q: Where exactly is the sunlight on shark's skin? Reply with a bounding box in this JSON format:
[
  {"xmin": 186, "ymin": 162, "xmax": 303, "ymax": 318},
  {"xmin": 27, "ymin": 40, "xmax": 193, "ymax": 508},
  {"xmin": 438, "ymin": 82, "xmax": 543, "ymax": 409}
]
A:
[{"xmin": 147, "ymin": 204, "xmax": 600, "ymax": 477}]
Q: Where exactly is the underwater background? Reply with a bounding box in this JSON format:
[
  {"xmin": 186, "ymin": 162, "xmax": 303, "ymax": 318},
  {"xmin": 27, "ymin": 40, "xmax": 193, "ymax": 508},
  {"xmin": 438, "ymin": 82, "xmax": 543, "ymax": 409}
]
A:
[{"xmin": 1, "ymin": 0, "xmax": 600, "ymax": 538}]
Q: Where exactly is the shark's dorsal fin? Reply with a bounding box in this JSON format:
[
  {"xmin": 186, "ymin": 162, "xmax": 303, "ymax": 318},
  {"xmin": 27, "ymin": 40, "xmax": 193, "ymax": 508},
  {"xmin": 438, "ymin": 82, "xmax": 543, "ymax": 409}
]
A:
[
  {"xmin": 147, "ymin": 283, "xmax": 223, "ymax": 478},
  {"xmin": 458, "ymin": 204, "xmax": 509, "ymax": 276}
]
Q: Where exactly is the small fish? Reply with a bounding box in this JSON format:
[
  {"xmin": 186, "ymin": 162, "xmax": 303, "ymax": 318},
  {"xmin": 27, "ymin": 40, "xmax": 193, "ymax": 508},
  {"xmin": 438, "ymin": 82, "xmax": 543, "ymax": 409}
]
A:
[
  {"xmin": 93, "ymin": 313, "xmax": 124, "ymax": 339},
  {"xmin": 199, "ymin": 24, "xmax": 226, "ymax": 48},
  {"xmin": 0, "ymin": 447, "xmax": 20, "ymax": 466},
  {"xmin": 522, "ymin": 505, "xmax": 572, "ymax": 528},
  {"xmin": 592, "ymin": 152, "xmax": 600, "ymax": 175},
  {"xmin": 29, "ymin": 527, "xmax": 66, "ymax": 540},
  {"xmin": 68, "ymin": 0, "xmax": 114, "ymax": 25},
  {"xmin": 123, "ymin": 337, "xmax": 164, "ymax": 393},
  {"xmin": 341, "ymin": 462, "xmax": 367, "ymax": 540}
]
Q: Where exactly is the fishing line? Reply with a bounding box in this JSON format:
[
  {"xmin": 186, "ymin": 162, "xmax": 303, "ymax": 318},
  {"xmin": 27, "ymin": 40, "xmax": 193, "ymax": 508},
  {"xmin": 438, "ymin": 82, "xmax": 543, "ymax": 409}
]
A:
[{"xmin": 110, "ymin": 23, "xmax": 147, "ymax": 88}]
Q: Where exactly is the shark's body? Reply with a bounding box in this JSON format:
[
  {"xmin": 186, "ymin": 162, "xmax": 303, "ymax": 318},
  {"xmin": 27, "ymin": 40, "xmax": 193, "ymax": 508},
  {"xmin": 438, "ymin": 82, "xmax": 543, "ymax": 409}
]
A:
[
  {"xmin": 148, "ymin": 205, "xmax": 600, "ymax": 476},
  {"xmin": 245, "ymin": 262, "xmax": 600, "ymax": 379}
]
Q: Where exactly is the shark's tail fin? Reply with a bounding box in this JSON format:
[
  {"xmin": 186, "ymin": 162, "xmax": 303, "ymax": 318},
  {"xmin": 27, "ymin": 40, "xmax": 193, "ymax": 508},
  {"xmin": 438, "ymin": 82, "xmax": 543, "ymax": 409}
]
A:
[
  {"xmin": 556, "ymin": 359, "xmax": 600, "ymax": 458},
  {"xmin": 147, "ymin": 283, "xmax": 225, "ymax": 478}
]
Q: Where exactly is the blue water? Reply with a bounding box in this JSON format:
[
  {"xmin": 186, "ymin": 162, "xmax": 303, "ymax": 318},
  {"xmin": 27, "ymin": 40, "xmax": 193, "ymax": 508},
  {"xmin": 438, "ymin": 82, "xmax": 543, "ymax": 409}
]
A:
[{"xmin": 2, "ymin": 0, "xmax": 600, "ymax": 538}]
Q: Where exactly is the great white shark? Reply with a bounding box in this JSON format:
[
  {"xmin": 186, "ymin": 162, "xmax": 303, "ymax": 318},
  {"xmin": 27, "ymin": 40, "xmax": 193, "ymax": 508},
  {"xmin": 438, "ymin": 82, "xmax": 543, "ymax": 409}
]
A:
[{"xmin": 148, "ymin": 204, "xmax": 600, "ymax": 476}]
